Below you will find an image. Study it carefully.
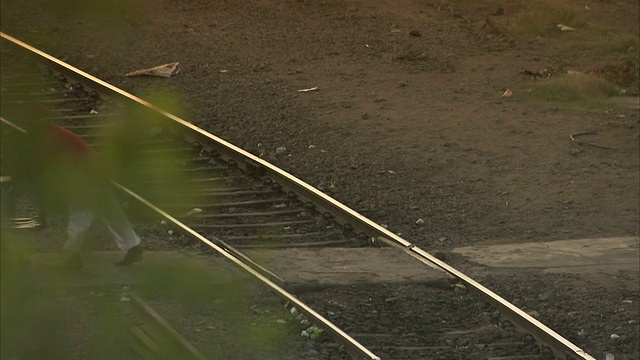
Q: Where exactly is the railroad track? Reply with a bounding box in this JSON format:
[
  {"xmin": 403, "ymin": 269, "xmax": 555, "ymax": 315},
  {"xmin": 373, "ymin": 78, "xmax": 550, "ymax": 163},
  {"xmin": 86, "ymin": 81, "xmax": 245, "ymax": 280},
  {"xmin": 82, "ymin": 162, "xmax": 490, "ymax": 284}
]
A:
[{"xmin": 0, "ymin": 32, "xmax": 597, "ymax": 360}]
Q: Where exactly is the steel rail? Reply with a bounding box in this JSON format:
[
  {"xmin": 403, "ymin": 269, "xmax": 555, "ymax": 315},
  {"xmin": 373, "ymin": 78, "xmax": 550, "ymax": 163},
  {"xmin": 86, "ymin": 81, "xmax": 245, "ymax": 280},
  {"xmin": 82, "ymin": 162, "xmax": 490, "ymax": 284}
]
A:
[
  {"xmin": 128, "ymin": 292, "xmax": 209, "ymax": 360},
  {"xmin": 113, "ymin": 181, "xmax": 380, "ymax": 360},
  {"xmin": 1, "ymin": 31, "xmax": 596, "ymax": 360}
]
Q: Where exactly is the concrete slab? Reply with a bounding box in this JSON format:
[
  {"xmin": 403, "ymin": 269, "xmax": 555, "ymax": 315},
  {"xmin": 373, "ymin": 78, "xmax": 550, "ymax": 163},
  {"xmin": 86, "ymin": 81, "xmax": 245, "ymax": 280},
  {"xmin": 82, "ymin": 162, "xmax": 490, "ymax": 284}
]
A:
[
  {"xmin": 21, "ymin": 248, "xmax": 451, "ymax": 291},
  {"xmin": 452, "ymin": 237, "xmax": 640, "ymax": 274},
  {"xmin": 245, "ymin": 247, "xmax": 452, "ymax": 292}
]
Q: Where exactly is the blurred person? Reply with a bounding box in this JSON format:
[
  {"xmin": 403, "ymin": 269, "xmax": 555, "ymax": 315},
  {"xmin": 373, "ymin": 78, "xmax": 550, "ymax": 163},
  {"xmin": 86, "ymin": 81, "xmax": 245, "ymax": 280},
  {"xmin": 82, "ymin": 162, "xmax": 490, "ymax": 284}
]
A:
[{"xmin": 10, "ymin": 114, "xmax": 142, "ymax": 271}]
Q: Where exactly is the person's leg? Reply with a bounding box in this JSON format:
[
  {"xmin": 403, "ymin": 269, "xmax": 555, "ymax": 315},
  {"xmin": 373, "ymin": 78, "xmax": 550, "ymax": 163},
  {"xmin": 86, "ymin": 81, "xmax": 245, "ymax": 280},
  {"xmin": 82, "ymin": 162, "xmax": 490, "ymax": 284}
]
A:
[
  {"xmin": 0, "ymin": 179, "xmax": 16, "ymax": 226},
  {"xmin": 64, "ymin": 206, "xmax": 94, "ymax": 252},
  {"xmin": 100, "ymin": 192, "xmax": 142, "ymax": 265},
  {"xmin": 62, "ymin": 205, "xmax": 95, "ymax": 270}
]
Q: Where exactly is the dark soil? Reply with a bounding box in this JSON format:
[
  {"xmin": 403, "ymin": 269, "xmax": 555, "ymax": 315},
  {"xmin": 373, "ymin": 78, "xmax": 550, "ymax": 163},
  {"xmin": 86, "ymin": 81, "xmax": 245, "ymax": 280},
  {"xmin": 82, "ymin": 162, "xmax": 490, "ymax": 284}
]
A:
[{"xmin": 1, "ymin": 0, "xmax": 638, "ymax": 359}]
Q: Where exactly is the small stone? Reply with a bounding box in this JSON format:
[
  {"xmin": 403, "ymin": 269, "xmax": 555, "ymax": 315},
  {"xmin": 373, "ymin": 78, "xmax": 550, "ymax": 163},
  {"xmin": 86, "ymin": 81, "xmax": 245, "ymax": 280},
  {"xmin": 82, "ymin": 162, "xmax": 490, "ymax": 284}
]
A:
[
  {"xmin": 276, "ymin": 319, "xmax": 287, "ymax": 324},
  {"xmin": 409, "ymin": 29, "xmax": 422, "ymax": 37},
  {"xmin": 415, "ymin": 218, "xmax": 425, "ymax": 225},
  {"xmin": 185, "ymin": 208, "xmax": 203, "ymax": 217},
  {"xmin": 119, "ymin": 296, "xmax": 130, "ymax": 302},
  {"xmin": 276, "ymin": 146, "xmax": 287, "ymax": 155}
]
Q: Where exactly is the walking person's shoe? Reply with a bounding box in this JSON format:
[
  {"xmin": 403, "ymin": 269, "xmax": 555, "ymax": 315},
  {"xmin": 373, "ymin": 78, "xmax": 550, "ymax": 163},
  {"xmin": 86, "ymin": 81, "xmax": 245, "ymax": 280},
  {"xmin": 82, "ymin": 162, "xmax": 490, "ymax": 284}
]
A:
[
  {"xmin": 62, "ymin": 252, "xmax": 82, "ymax": 272},
  {"xmin": 114, "ymin": 245, "xmax": 142, "ymax": 266}
]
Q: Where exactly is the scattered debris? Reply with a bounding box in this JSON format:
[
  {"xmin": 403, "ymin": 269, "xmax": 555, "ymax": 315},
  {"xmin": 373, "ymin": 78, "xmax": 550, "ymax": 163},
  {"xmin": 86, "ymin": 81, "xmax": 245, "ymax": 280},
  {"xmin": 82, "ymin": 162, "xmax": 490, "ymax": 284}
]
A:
[
  {"xmin": 570, "ymin": 132, "xmax": 613, "ymax": 150},
  {"xmin": 557, "ymin": 24, "xmax": 576, "ymax": 32},
  {"xmin": 184, "ymin": 208, "xmax": 203, "ymax": 217},
  {"xmin": 125, "ymin": 62, "xmax": 180, "ymax": 78},
  {"xmin": 521, "ymin": 67, "xmax": 557, "ymax": 79},
  {"xmin": 297, "ymin": 86, "xmax": 319, "ymax": 93},
  {"xmin": 502, "ymin": 89, "xmax": 513, "ymax": 97}
]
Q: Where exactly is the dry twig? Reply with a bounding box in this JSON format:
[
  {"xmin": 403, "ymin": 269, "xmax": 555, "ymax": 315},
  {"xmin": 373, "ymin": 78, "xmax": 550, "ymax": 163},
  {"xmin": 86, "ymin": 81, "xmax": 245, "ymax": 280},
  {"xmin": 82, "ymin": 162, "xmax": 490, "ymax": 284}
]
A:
[{"xmin": 569, "ymin": 132, "xmax": 613, "ymax": 149}]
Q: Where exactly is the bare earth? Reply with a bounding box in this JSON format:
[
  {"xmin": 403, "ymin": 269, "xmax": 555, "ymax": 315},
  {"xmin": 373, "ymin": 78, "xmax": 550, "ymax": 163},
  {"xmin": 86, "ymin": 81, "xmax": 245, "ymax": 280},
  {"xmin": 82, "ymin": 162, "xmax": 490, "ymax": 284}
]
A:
[{"xmin": 1, "ymin": 0, "xmax": 639, "ymax": 358}]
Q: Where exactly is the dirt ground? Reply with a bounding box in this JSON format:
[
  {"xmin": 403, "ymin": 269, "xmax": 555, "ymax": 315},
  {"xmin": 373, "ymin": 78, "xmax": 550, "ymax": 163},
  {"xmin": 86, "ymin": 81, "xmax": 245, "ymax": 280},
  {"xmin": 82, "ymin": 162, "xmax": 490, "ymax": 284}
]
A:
[{"xmin": 1, "ymin": 0, "xmax": 639, "ymax": 358}]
